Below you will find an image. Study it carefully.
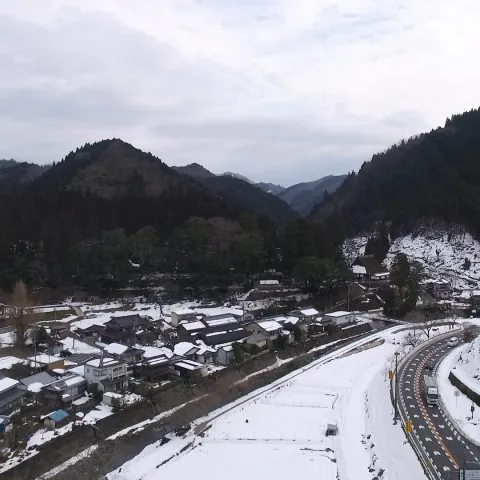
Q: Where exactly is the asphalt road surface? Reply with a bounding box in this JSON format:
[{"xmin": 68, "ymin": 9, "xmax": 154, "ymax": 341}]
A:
[{"xmin": 398, "ymin": 332, "xmax": 480, "ymax": 479}]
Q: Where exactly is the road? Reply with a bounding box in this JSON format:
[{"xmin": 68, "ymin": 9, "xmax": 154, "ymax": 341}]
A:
[{"xmin": 398, "ymin": 332, "xmax": 480, "ymax": 479}]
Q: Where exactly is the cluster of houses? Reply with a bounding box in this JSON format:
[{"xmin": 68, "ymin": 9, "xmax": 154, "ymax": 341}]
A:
[{"xmin": 0, "ymin": 303, "xmax": 370, "ymax": 418}]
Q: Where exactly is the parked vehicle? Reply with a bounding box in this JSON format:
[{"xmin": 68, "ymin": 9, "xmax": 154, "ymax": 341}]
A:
[
  {"xmin": 60, "ymin": 349, "xmax": 72, "ymax": 357},
  {"xmin": 423, "ymin": 375, "xmax": 439, "ymax": 407},
  {"xmin": 446, "ymin": 337, "xmax": 459, "ymax": 348}
]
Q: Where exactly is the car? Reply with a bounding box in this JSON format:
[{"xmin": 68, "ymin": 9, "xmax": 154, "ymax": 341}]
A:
[
  {"xmin": 425, "ymin": 359, "xmax": 436, "ymax": 371},
  {"xmin": 60, "ymin": 349, "xmax": 72, "ymax": 357},
  {"xmin": 446, "ymin": 337, "xmax": 459, "ymax": 348}
]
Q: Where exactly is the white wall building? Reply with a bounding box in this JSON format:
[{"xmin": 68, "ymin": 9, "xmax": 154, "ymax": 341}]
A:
[
  {"xmin": 323, "ymin": 311, "xmax": 356, "ymax": 327},
  {"xmin": 84, "ymin": 357, "xmax": 129, "ymax": 393}
]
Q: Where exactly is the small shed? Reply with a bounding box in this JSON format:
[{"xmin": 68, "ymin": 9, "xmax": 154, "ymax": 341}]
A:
[
  {"xmin": 44, "ymin": 409, "xmax": 69, "ymax": 430},
  {"xmin": 326, "ymin": 423, "xmax": 338, "ymax": 436},
  {"xmin": 102, "ymin": 392, "xmax": 125, "ymax": 408}
]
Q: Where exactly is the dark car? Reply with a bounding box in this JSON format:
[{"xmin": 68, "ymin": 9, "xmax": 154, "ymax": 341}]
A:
[
  {"xmin": 60, "ymin": 349, "xmax": 72, "ymax": 357},
  {"xmin": 425, "ymin": 359, "xmax": 436, "ymax": 371}
]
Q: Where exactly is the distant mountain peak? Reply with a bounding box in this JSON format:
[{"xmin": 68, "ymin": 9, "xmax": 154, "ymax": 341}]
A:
[
  {"xmin": 173, "ymin": 163, "xmax": 215, "ymax": 178},
  {"xmin": 222, "ymin": 172, "xmax": 253, "ymax": 183}
]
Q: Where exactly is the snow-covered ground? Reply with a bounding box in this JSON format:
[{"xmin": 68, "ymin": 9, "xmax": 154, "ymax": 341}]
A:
[
  {"xmin": 437, "ymin": 343, "xmax": 480, "ymax": 445},
  {"xmin": 107, "ymin": 327, "xmax": 427, "ymax": 480}
]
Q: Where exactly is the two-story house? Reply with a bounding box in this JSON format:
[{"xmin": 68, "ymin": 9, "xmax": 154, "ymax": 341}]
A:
[
  {"xmin": 170, "ymin": 308, "xmax": 197, "ymax": 327},
  {"xmin": 245, "ymin": 320, "xmax": 284, "ymax": 342},
  {"xmin": 84, "ymin": 357, "xmax": 129, "ymax": 393},
  {"xmin": 101, "ymin": 314, "xmax": 150, "ymax": 345},
  {"xmin": 42, "ymin": 374, "xmax": 87, "ymax": 407},
  {"xmin": 0, "ymin": 377, "xmax": 27, "ymax": 414},
  {"xmin": 103, "ymin": 343, "xmax": 144, "ymax": 373}
]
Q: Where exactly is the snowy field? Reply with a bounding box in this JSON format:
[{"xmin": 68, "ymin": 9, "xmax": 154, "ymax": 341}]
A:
[{"xmin": 107, "ymin": 327, "xmax": 427, "ymax": 480}]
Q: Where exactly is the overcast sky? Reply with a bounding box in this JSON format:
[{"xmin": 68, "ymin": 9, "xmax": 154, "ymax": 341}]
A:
[{"xmin": 1, "ymin": 1, "xmax": 480, "ymax": 185}]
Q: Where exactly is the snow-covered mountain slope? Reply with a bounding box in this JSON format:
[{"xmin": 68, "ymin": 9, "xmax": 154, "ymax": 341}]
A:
[
  {"xmin": 344, "ymin": 230, "xmax": 480, "ymax": 290},
  {"xmin": 386, "ymin": 232, "xmax": 480, "ymax": 289}
]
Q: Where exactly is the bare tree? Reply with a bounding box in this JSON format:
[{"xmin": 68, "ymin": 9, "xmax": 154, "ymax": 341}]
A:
[
  {"xmin": 9, "ymin": 280, "xmax": 34, "ymax": 348},
  {"xmin": 419, "ymin": 319, "xmax": 436, "ymax": 340},
  {"xmin": 402, "ymin": 330, "xmax": 422, "ymax": 349}
]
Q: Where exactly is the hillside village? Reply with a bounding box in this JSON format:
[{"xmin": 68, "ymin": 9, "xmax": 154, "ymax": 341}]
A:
[{"xmin": 1, "ymin": 241, "xmax": 480, "ymax": 475}]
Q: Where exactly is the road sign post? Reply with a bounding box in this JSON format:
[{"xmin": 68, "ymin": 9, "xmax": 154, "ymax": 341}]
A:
[
  {"xmin": 471, "ymin": 404, "xmax": 475, "ymax": 421},
  {"xmin": 455, "ymin": 390, "xmax": 460, "ymax": 408}
]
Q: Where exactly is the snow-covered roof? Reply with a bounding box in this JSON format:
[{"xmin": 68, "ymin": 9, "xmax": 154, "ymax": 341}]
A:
[
  {"xmin": 324, "ymin": 311, "xmax": 352, "ymax": 318},
  {"xmin": 104, "ymin": 343, "xmax": 129, "ymax": 355},
  {"xmin": 141, "ymin": 346, "xmax": 174, "ymax": 359},
  {"xmin": 259, "ymin": 279, "xmax": 279, "ymax": 285},
  {"xmin": 181, "ymin": 321, "xmax": 206, "ymax": 331},
  {"xmin": 195, "ymin": 307, "xmax": 244, "ymax": 318},
  {"xmin": 257, "ymin": 320, "xmax": 283, "ymax": 332},
  {"xmin": 27, "ymin": 354, "xmax": 62, "ymax": 365},
  {"xmin": 0, "ymin": 377, "xmax": 19, "ymax": 394},
  {"xmin": 0, "ymin": 356, "xmax": 24, "ymax": 370},
  {"xmin": 204, "ymin": 317, "xmax": 238, "ymax": 328},
  {"xmin": 300, "ymin": 308, "xmax": 319, "ymax": 316},
  {"xmin": 175, "ymin": 360, "xmax": 204, "ymax": 371},
  {"xmin": 196, "ymin": 344, "xmax": 217, "ymax": 355},
  {"xmin": 103, "ymin": 391, "xmax": 123, "ymax": 399},
  {"xmin": 174, "ymin": 342, "xmax": 199, "ymax": 356},
  {"xmin": 372, "ymin": 272, "xmax": 389, "ymax": 278},
  {"xmin": 172, "ymin": 308, "xmax": 196, "ymax": 316},
  {"xmin": 284, "ymin": 316, "xmax": 300, "ymax": 326},
  {"xmin": 352, "ymin": 265, "xmax": 367, "ymax": 275},
  {"xmin": 85, "ymin": 357, "xmax": 122, "ymax": 367}
]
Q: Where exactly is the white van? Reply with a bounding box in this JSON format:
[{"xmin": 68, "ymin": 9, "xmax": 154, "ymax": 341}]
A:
[{"xmin": 446, "ymin": 337, "xmax": 459, "ymax": 347}]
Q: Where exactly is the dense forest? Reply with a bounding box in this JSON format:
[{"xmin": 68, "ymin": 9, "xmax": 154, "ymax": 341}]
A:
[
  {"xmin": 315, "ymin": 107, "xmax": 480, "ymax": 243},
  {"xmin": 0, "ymin": 140, "xmax": 340, "ymax": 293}
]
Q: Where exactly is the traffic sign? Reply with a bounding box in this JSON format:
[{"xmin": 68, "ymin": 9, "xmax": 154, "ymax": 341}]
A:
[
  {"xmin": 388, "ymin": 370, "xmax": 393, "ymax": 380},
  {"xmin": 405, "ymin": 419, "xmax": 412, "ymax": 433}
]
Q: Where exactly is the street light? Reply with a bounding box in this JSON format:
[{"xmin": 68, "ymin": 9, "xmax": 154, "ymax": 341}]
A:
[{"xmin": 394, "ymin": 351, "xmax": 400, "ymax": 424}]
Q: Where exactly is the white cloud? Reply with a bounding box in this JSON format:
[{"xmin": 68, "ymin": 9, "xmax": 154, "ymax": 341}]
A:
[{"xmin": 0, "ymin": 0, "xmax": 479, "ymax": 183}]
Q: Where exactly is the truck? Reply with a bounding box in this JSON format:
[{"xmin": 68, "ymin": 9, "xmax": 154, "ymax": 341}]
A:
[{"xmin": 423, "ymin": 375, "xmax": 439, "ymax": 407}]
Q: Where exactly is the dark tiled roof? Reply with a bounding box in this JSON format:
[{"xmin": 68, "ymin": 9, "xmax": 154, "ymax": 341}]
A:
[{"xmin": 354, "ymin": 255, "xmax": 388, "ymax": 275}]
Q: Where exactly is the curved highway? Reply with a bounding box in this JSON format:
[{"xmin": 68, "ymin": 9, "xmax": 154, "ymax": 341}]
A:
[{"xmin": 398, "ymin": 332, "xmax": 480, "ymax": 479}]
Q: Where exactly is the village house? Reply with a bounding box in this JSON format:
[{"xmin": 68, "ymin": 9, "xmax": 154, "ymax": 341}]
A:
[
  {"xmin": 75, "ymin": 324, "xmax": 105, "ymax": 338},
  {"xmin": 84, "ymin": 357, "xmax": 129, "ymax": 393},
  {"xmin": 134, "ymin": 347, "xmax": 178, "ymax": 382},
  {"xmin": 322, "ymin": 311, "xmax": 356, "ymax": 327},
  {"xmin": 256, "ymin": 279, "xmax": 281, "ymax": 290},
  {"xmin": 174, "ymin": 359, "xmax": 207, "ymax": 380},
  {"xmin": 20, "ymin": 372, "xmax": 56, "ymax": 401},
  {"xmin": 0, "ymin": 377, "xmax": 27, "ymax": 414},
  {"xmin": 42, "ymin": 374, "xmax": 87, "ymax": 408},
  {"xmin": 173, "ymin": 342, "xmax": 200, "ymax": 360},
  {"xmin": 422, "ymin": 278, "xmax": 452, "ymax": 300},
  {"xmin": 246, "ymin": 332, "xmax": 269, "ymax": 349},
  {"xmin": 195, "ymin": 344, "xmax": 217, "ymax": 364},
  {"xmin": 103, "ymin": 343, "xmax": 145, "ymax": 368},
  {"xmin": 170, "ymin": 308, "xmax": 197, "ymax": 327},
  {"xmin": 101, "ymin": 313, "xmax": 150, "ymax": 345},
  {"xmin": 177, "ymin": 320, "xmax": 207, "ymax": 341},
  {"xmin": 28, "ymin": 354, "xmax": 65, "ymax": 372},
  {"xmin": 352, "ymin": 255, "xmax": 389, "ymax": 282},
  {"xmin": 46, "ymin": 322, "xmax": 70, "ymax": 339},
  {"xmin": 245, "ymin": 320, "xmax": 284, "ymax": 342},
  {"xmin": 217, "ymin": 345, "xmax": 234, "ymax": 366},
  {"xmin": 200, "ymin": 327, "xmax": 250, "ymax": 347}
]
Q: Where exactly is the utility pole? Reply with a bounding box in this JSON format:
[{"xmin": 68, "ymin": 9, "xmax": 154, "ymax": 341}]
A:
[{"xmin": 394, "ymin": 351, "xmax": 400, "ymax": 424}]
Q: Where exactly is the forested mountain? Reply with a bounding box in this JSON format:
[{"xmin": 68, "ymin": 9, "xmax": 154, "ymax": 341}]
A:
[
  {"xmin": 279, "ymin": 175, "xmax": 347, "ymax": 215},
  {"xmin": 257, "ymin": 182, "xmax": 285, "ymax": 195},
  {"xmin": 314, "ymin": 107, "xmax": 480, "ymax": 244},
  {"xmin": 0, "ymin": 139, "xmax": 338, "ymax": 292},
  {"xmin": 0, "ymin": 159, "xmax": 49, "ymax": 192},
  {"xmin": 173, "ymin": 163, "xmax": 296, "ymax": 224},
  {"xmin": 195, "ymin": 175, "xmax": 297, "ymax": 225},
  {"xmin": 173, "ymin": 163, "xmax": 215, "ymax": 178}
]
